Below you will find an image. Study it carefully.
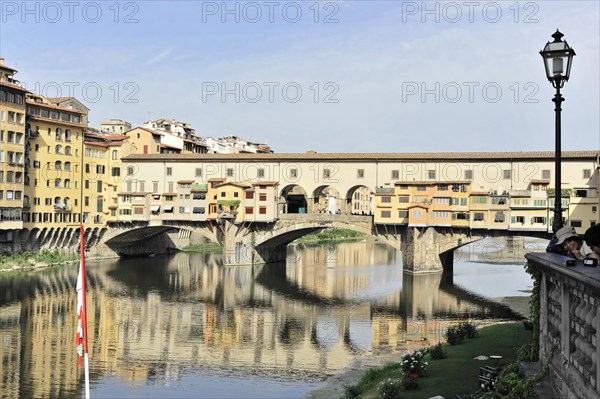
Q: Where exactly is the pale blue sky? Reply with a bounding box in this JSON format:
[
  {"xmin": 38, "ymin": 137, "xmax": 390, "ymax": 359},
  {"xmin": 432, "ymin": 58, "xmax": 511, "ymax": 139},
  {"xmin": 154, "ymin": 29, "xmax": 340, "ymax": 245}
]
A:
[{"xmin": 1, "ymin": 1, "xmax": 598, "ymax": 153}]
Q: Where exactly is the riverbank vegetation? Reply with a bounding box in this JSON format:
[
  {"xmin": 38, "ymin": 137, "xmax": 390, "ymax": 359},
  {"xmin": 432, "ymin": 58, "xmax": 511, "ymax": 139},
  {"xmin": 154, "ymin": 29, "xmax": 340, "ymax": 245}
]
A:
[
  {"xmin": 344, "ymin": 322, "xmax": 532, "ymax": 399},
  {"xmin": 181, "ymin": 242, "xmax": 222, "ymax": 252},
  {"xmin": 296, "ymin": 229, "xmax": 366, "ymax": 243},
  {"xmin": 0, "ymin": 250, "xmax": 79, "ymax": 271}
]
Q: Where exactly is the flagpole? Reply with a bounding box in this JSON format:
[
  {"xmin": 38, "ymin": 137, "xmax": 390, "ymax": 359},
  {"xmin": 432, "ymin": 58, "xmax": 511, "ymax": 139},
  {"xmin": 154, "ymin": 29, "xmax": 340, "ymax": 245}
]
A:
[
  {"xmin": 80, "ymin": 226, "xmax": 90, "ymax": 399},
  {"xmin": 79, "ymin": 128, "xmax": 90, "ymax": 399}
]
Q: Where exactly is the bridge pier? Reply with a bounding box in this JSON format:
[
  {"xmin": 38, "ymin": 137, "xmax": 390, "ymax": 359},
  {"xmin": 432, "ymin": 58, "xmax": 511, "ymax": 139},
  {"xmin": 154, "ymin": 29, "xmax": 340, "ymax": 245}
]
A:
[{"xmin": 402, "ymin": 227, "xmax": 481, "ymax": 273}]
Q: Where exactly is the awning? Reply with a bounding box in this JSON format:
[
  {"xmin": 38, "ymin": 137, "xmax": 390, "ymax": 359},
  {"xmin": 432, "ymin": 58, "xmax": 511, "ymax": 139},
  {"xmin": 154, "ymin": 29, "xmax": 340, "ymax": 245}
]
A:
[
  {"xmin": 163, "ymin": 206, "xmax": 173, "ymax": 211},
  {"xmin": 150, "ymin": 205, "xmax": 160, "ymax": 212}
]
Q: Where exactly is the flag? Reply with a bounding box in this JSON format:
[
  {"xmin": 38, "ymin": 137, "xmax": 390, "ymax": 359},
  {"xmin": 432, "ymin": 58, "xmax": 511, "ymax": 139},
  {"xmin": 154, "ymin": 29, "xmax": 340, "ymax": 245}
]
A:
[{"xmin": 76, "ymin": 257, "xmax": 85, "ymax": 368}]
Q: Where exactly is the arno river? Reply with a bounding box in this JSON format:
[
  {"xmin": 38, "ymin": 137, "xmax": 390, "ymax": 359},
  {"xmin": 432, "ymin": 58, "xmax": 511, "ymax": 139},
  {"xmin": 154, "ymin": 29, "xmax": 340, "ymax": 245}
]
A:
[{"xmin": 0, "ymin": 238, "xmax": 540, "ymax": 399}]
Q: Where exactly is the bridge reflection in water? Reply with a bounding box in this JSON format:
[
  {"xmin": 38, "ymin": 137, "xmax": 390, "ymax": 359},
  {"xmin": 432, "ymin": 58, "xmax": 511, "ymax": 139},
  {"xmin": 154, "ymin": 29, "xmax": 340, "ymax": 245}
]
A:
[{"xmin": 0, "ymin": 241, "xmax": 526, "ymax": 399}]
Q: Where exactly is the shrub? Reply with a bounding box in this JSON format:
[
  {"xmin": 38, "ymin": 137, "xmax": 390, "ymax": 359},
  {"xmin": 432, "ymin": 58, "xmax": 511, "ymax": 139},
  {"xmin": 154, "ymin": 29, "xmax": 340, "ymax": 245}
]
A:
[
  {"xmin": 400, "ymin": 372, "xmax": 419, "ymax": 391},
  {"xmin": 458, "ymin": 322, "xmax": 478, "ymax": 338},
  {"xmin": 445, "ymin": 325, "xmax": 465, "ymax": 345},
  {"xmin": 400, "ymin": 348, "xmax": 428, "ymax": 377},
  {"xmin": 378, "ymin": 378, "xmax": 403, "ymax": 399},
  {"xmin": 428, "ymin": 342, "xmax": 447, "ymax": 360}
]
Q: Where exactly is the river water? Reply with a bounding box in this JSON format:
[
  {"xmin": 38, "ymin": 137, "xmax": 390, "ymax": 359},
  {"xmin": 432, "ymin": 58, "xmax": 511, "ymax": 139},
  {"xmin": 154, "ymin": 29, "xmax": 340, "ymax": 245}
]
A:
[{"xmin": 0, "ymin": 239, "xmax": 538, "ymax": 399}]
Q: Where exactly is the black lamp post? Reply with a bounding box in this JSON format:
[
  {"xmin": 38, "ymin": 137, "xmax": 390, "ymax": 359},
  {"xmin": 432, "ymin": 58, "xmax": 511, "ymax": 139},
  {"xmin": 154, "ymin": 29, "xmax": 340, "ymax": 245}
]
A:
[{"xmin": 540, "ymin": 30, "xmax": 575, "ymax": 233}]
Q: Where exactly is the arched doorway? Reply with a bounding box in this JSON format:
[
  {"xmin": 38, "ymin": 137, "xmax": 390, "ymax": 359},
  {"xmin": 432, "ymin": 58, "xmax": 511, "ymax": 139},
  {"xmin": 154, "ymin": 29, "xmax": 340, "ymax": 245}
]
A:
[
  {"xmin": 279, "ymin": 185, "xmax": 308, "ymax": 214},
  {"xmin": 312, "ymin": 186, "xmax": 340, "ymax": 214}
]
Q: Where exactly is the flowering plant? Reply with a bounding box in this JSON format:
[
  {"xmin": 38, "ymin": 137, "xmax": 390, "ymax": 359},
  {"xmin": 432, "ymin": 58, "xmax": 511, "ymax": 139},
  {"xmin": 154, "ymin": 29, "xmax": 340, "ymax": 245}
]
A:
[
  {"xmin": 400, "ymin": 348, "xmax": 428, "ymax": 377},
  {"xmin": 429, "ymin": 342, "xmax": 447, "ymax": 359},
  {"xmin": 378, "ymin": 378, "xmax": 402, "ymax": 399},
  {"xmin": 400, "ymin": 372, "xmax": 419, "ymax": 390}
]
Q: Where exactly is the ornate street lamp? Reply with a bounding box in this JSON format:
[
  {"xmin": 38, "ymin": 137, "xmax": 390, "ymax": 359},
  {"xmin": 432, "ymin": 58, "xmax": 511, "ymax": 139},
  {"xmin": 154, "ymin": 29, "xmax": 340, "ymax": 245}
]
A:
[{"xmin": 540, "ymin": 30, "xmax": 575, "ymax": 233}]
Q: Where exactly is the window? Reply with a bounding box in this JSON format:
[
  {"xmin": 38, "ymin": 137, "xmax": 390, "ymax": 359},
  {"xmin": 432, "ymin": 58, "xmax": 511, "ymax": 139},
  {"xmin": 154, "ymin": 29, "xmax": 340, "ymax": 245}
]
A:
[
  {"xmin": 168, "ymin": 182, "xmax": 174, "ymax": 192},
  {"xmin": 139, "ymin": 181, "xmax": 145, "ymax": 192},
  {"xmin": 512, "ymin": 216, "xmax": 525, "ymax": 224},
  {"xmin": 193, "ymin": 192, "xmax": 206, "ymax": 200},
  {"xmin": 111, "ymin": 167, "xmax": 120, "ymax": 177},
  {"xmin": 434, "ymin": 211, "xmax": 448, "ymax": 218},
  {"xmin": 473, "ymin": 212, "xmax": 484, "ymax": 221},
  {"xmin": 193, "ymin": 207, "xmax": 205, "ymax": 214},
  {"xmin": 503, "ymin": 170, "xmax": 511, "ymax": 179},
  {"xmin": 153, "ymin": 182, "xmax": 159, "ymax": 193},
  {"xmin": 234, "ymin": 192, "xmax": 239, "ymax": 198},
  {"xmin": 259, "ymin": 207, "xmax": 267, "ymax": 215},
  {"xmin": 398, "ymin": 210, "xmax": 408, "ymax": 218},
  {"xmin": 84, "ymin": 197, "xmax": 89, "ymax": 206},
  {"xmin": 259, "ymin": 194, "xmax": 267, "ymax": 201},
  {"xmin": 195, "ymin": 168, "xmax": 202, "ymax": 177},
  {"xmin": 381, "ymin": 196, "xmax": 391, "ymax": 203},
  {"xmin": 381, "ymin": 210, "xmax": 391, "ymax": 218},
  {"xmin": 542, "ymin": 170, "xmax": 551, "ymax": 179},
  {"xmin": 166, "ymin": 167, "xmax": 172, "ymax": 176},
  {"xmin": 532, "ymin": 216, "xmax": 547, "ymax": 224},
  {"xmin": 357, "ymin": 169, "xmax": 364, "ymax": 178},
  {"xmin": 399, "ymin": 196, "xmax": 409, "ymax": 203},
  {"xmin": 258, "ymin": 168, "xmax": 265, "ymax": 178},
  {"xmin": 97, "ymin": 181, "xmax": 102, "ymax": 193},
  {"xmin": 221, "ymin": 192, "xmax": 226, "ymax": 197},
  {"xmin": 434, "ymin": 197, "xmax": 450, "ymax": 204},
  {"xmin": 437, "ymin": 184, "xmax": 448, "ymax": 191},
  {"xmin": 464, "ymin": 170, "xmax": 473, "ymax": 180},
  {"xmin": 289, "ymin": 168, "xmax": 297, "ymax": 178},
  {"xmin": 55, "ymin": 128, "xmax": 62, "ymax": 141},
  {"xmin": 391, "ymin": 170, "xmax": 399, "ymax": 180},
  {"xmin": 575, "ymin": 189, "xmax": 588, "ymax": 198},
  {"xmin": 416, "ymin": 186, "xmax": 426, "ymax": 192},
  {"xmin": 494, "ymin": 212, "xmax": 505, "ymax": 222},
  {"xmin": 227, "ymin": 168, "xmax": 234, "ymax": 177},
  {"xmin": 427, "ymin": 170, "xmax": 436, "ymax": 179},
  {"xmin": 127, "ymin": 166, "xmax": 134, "ymax": 176},
  {"xmin": 534, "ymin": 199, "xmax": 546, "ymax": 206},
  {"xmin": 583, "ymin": 169, "xmax": 591, "ymax": 179},
  {"xmin": 413, "ymin": 210, "xmax": 422, "ymax": 218},
  {"xmin": 246, "ymin": 191, "xmax": 254, "ymax": 199},
  {"xmin": 323, "ymin": 169, "xmax": 331, "ymax": 179},
  {"xmin": 472, "ymin": 196, "xmax": 487, "ymax": 204},
  {"xmin": 245, "ymin": 207, "xmax": 254, "ymax": 214}
]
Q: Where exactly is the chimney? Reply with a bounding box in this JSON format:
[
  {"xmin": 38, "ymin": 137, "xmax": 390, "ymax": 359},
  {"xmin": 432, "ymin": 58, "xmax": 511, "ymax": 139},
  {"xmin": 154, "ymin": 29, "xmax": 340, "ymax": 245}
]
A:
[{"xmin": 0, "ymin": 57, "xmax": 4, "ymax": 65}]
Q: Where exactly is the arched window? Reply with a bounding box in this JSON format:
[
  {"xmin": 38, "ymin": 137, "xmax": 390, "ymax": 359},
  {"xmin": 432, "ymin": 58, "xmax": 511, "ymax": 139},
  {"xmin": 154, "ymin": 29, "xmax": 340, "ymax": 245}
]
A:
[
  {"xmin": 55, "ymin": 145, "xmax": 62, "ymax": 154},
  {"xmin": 65, "ymin": 129, "xmax": 71, "ymax": 141},
  {"xmin": 55, "ymin": 178, "xmax": 61, "ymax": 188},
  {"xmin": 64, "ymin": 197, "xmax": 71, "ymax": 209},
  {"xmin": 112, "ymin": 150, "xmax": 118, "ymax": 160},
  {"xmin": 56, "ymin": 128, "xmax": 63, "ymax": 141},
  {"xmin": 24, "ymin": 195, "xmax": 30, "ymax": 207},
  {"xmin": 64, "ymin": 162, "xmax": 71, "ymax": 171},
  {"xmin": 55, "ymin": 161, "xmax": 62, "ymax": 170},
  {"xmin": 65, "ymin": 146, "xmax": 71, "ymax": 155},
  {"xmin": 54, "ymin": 196, "xmax": 61, "ymax": 206},
  {"xmin": 64, "ymin": 179, "xmax": 71, "ymax": 188}
]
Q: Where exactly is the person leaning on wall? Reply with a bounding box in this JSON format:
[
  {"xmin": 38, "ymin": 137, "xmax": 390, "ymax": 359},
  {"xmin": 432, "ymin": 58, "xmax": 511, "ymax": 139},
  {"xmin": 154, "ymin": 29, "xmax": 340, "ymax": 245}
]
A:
[
  {"xmin": 584, "ymin": 224, "xmax": 600, "ymax": 261},
  {"xmin": 547, "ymin": 225, "xmax": 599, "ymax": 262}
]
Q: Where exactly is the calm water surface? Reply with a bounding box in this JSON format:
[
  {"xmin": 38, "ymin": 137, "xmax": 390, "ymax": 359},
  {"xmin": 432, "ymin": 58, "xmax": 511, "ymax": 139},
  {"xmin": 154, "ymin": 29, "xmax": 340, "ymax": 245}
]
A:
[{"xmin": 0, "ymin": 239, "xmax": 533, "ymax": 398}]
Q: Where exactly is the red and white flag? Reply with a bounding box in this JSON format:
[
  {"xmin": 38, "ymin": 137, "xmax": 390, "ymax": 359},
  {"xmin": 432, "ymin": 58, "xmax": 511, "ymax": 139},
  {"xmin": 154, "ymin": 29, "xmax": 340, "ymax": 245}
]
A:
[{"xmin": 76, "ymin": 257, "xmax": 85, "ymax": 368}]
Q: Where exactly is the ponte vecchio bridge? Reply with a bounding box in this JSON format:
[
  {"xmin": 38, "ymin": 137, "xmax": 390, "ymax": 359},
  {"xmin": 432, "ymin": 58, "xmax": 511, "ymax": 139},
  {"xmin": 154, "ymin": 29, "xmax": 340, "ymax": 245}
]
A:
[{"xmin": 93, "ymin": 151, "xmax": 600, "ymax": 272}]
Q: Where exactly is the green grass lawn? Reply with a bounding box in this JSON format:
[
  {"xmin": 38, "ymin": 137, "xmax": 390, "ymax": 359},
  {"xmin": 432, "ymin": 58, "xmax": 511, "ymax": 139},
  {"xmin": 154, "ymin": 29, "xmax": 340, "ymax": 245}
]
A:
[{"xmin": 350, "ymin": 322, "xmax": 532, "ymax": 399}]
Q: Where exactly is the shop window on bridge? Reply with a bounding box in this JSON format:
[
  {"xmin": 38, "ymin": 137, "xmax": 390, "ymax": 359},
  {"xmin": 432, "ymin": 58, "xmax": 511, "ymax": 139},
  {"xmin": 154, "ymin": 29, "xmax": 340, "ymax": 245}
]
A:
[
  {"xmin": 381, "ymin": 210, "xmax": 391, "ymax": 218},
  {"xmin": 492, "ymin": 197, "xmax": 507, "ymax": 205},
  {"xmin": 416, "ymin": 185, "xmax": 427, "ymax": 192},
  {"xmin": 381, "ymin": 196, "xmax": 391, "ymax": 203},
  {"xmin": 437, "ymin": 184, "xmax": 448, "ymax": 191},
  {"xmin": 399, "ymin": 196, "xmax": 409, "ymax": 203},
  {"xmin": 530, "ymin": 217, "xmax": 546, "ymax": 225},
  {"xmin": 398, "ymin": 210, "xmax": 408, "ymax": 218},
  {"xmin": 413, "ymin": 210, "xmax": 422, "ymax": 218},
  {"xmin": 473, "ymin": 212, "xmax": 485, "ymax": 221},
  {"xmin": 193, "ymin": 192, "xmax": 206, "ymax": 200},
  {"xmin": 193, "ymin": 207, "xmax": 205, "ymax": 214},
  {"xmin": 512, "ymin": 216, "xmax": 525, "ymax": 224},
  {"xmin": 494, "ymin": 212, "xmax": 505, "ymax": 222}
]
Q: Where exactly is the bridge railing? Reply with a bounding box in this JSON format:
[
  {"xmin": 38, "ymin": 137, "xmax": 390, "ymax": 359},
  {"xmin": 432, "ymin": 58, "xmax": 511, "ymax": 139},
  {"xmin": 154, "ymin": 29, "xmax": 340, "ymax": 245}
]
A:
[
  {"xmin": 278, "ymin": 213, "xmax": 373, "ymax": 223},
  {"xmin": 525, "ymin": 252, "xmax": 600, "ymax": 399}
]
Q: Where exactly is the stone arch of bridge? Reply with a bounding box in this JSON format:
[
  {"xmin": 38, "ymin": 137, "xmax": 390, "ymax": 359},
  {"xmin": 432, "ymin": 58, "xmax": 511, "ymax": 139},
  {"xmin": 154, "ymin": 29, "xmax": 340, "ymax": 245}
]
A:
[
  {"xmin": 253, "ymin": 217, "xmax": 373, "ymax": 264},
  {"xmin": 279, "ymin": 184, "xmax": 308, "ymax": 214},
  {"xmin": 345, "ymin": 184, "xmax": 374, "ymax": 216}
]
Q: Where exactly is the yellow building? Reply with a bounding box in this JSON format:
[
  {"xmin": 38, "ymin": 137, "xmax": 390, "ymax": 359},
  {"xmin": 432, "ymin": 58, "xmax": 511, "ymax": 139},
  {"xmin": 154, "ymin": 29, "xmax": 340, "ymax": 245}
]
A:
[
  {"xmin": 0, "ymin": 58, "xmax": 28, "ymax": 243},
  {"xmin": 23, "ymin": 94, "xmax": 85, "ymax": 231}
]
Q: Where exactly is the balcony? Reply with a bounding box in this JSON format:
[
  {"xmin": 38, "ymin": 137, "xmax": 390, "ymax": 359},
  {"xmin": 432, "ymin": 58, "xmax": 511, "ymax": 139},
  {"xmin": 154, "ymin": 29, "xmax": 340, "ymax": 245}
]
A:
[
  {"xmin": 525, "ymin": 252, "xmax": 600, "ymax": 399},
  {"xmin": 53, "ymin": 204, "xmax": 72, "ymax": 212},
  {"xmin": 508, "ymin": 190, "xmax": 532, "ymax": 197}
]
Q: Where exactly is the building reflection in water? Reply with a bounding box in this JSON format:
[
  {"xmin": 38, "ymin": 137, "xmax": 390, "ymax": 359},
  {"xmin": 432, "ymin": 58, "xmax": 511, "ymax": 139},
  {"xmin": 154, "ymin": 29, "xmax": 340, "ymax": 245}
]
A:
[{"xmin": 0, "ymin": 240, "xmax": 524, "ymax": 398}]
